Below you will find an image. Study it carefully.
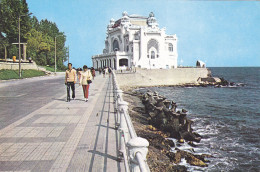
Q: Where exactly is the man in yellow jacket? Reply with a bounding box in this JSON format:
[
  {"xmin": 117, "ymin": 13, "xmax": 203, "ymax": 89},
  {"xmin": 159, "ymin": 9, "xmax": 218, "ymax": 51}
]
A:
[{"xmin": 65, "ymin": 63, "xmax": 77, "ymax": 102}]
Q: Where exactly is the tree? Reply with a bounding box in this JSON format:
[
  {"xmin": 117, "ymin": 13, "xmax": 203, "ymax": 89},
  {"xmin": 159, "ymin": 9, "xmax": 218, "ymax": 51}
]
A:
[{"xmin": 0, "ymin": 0, "xmax": 68, "ymax": 69}]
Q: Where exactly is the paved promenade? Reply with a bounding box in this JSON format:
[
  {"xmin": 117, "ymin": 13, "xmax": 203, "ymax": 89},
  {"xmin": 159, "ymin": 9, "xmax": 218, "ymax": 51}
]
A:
[{"xmin": 0, "ymin": 75, "xmax": 124, "ymax": 172}]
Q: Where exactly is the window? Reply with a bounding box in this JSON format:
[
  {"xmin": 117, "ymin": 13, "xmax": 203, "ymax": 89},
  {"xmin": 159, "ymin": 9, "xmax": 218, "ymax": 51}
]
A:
[
  {"xmin": 168, "ymin": 43, "xmax": 173, "ymax": 52},
  {"xmin": 151, "ymin": 51, "xmax": 155, "ymax": 59},
  {"xmin": 113, "ymin": 40, "xmax": 119, "ymax": 51}
]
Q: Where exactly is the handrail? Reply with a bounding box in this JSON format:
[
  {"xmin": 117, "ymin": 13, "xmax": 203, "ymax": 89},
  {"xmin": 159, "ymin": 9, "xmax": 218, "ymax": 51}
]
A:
[{"xmin": 112, "ymin": 70, "xmax": 150, "ymax": 172}]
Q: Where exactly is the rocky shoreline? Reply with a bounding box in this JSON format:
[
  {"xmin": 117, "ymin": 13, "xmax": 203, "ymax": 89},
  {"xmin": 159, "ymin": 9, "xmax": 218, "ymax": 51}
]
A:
[{"xmin": 122, "ymin": 88, "xmax": 213, "ymax": 172}]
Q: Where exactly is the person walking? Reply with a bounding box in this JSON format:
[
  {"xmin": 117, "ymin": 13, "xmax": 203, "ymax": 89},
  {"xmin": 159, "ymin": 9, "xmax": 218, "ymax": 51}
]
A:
[
  {"xmin": 65, "ymin": 63, "xmax": 77, "ymax": 102},
  {"xmin": 77, "ymin": 68, "xmax": 82, "ymax": 81},
  {"xmin": 102, "ymin": 68, "xmax": 106, "ymax": 78},
  {"xmin": 80, "ymin": 65, "xmax": 93, "ymax": 102},
  {"xmin": 91, "ymin": 67, "xmax": 96, "ymax": 80},
  {"xmin": 108, "ymin": 67, "xmax": 112, "ymax": 77}
]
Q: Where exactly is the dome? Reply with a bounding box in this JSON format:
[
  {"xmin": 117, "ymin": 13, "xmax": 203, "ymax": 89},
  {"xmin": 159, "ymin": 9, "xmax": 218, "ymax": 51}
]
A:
[
  {"xmin": 122, "ymin": 11, "xmax": 128, "ymax": 16},
  {"xmin": 110, "ymin": 18, "xmax": 115, "ymax": 23},
  {"xmin": 149, "ymin": 12, "xmax": 154, "ymax": 17}
]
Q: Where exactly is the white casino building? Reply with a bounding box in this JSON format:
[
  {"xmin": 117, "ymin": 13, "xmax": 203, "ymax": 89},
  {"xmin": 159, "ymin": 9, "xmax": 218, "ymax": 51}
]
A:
[{"xmin": 92, "ymin": 12, "xmax": 178, "ymax": 70}]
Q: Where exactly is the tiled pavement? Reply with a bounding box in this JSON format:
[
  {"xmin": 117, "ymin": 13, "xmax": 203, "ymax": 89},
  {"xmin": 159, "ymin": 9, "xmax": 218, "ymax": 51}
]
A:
[{"xmin": 0, "ymin": 75, "xmax": 124, "ymax": 172}]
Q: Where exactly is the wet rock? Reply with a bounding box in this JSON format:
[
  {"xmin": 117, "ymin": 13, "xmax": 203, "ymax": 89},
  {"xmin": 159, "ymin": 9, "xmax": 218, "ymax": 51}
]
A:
[
  {"xmin": 193, "ymin": 132, "xmax": 202, "ymax": 138},
  {"xmin": 170, "ymin": 101, "xmax": 177, "ymax": 112},
  {"xmin": 155, "ymin": 100, "xmax": 165, "ymax": 107},
  {"xmin": 182, "ymin": 109, "xmax": 188, "ymax": 113},
  {"xmin": 178, "ymin": 139, "xmax": 185, "ymax": 143},
  {"xmin": 181, "ymin": 131, "xmax": 201, "ymax": 143},
  {"xmin": 185, "ymin": 155, "xmax": 208, "ymax": 167},
  {"xmin": 163, "ymin": 100, "xmax": 171, "ymax": 108},
  {"xmin": 188, "ymin": 141, "xmax": 197, "ymax": 147},
  {"xmin": 148, "ymin": 111, "xmax": 157, "ymax": 118},
  {"xmin": 147, "ymin": 125, "xmax": 157, "ymax": 131},
  {"xmin": 166, "ymin": 165, "xmax": 187, "ymax": 172},
  {"xmin": 165, "ymin": 139, "xmax": 175, "ymax": 147}
]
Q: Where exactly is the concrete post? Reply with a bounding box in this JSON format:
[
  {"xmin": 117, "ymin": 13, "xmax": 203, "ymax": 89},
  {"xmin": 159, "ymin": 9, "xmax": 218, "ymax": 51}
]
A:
[
  {"xmin": 118, "ymin": 100, "xmax": 129, "ymax": 161},
  {"xmin": 126, "ymin": 137, "xmax": 149, "ymax": 172},
  {"xmin": 23, "ymin": 44, "xmax": 27, "ymax": 61},
  {"xmin": 115, "ymin": 89, "xmax": 123, "ymax": 129}
]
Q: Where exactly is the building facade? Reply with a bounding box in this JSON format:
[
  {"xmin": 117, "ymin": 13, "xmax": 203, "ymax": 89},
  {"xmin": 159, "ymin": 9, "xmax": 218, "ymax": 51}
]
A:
[{"xmin": 92, "ymin": 12, "xmax": 178, "ymax": 70}]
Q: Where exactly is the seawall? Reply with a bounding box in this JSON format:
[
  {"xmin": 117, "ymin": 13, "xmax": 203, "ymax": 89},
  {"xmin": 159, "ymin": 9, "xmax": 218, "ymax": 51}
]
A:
[{"xmin": 115, "ymin": 68, "xmax": 210, "ymax": 88}]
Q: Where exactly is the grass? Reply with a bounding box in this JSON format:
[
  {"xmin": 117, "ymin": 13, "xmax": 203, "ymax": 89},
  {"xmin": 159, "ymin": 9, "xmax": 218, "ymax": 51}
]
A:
[
  {"xmin": 0, "ymin": 69, "xmax": 46, "ymax": 80},
  {"xmin": 43, "ymin": 66, "xmax": 65, "ymax": 72}
]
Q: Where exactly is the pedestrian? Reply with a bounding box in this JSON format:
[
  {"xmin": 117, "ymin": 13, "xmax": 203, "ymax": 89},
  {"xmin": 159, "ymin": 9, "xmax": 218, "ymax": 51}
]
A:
[
  {"xmin": 102, "ymin": 68, "xmax": 105, "ymax": 78},
  {"xmin": 65, "ymin": 63, "xmax": 77, "ymax": 102},
  {"xmin": 91, "ymin": 67, "xmax": 96, "ymax": 80},
  {"xmin": 79, "ymin": 65, "xmax": 93, "ymax": 102},
  {"xmin": 99, "ymin": 68, "xmax": 102, "ymax": 75},
  {"xmin": 105, "ymin": 67, "xmax": 108, "ymax": 75},
  {"xmin": 77, "ymin": 68, "xmax": 82, "ymax": 81},
  {"xmin": 108, "ymin": 67, "xmax": 112, "ymax": 77}
]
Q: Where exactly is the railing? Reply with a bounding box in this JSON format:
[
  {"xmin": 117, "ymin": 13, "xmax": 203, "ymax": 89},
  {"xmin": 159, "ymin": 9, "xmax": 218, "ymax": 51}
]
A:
[{"xmin": 112, "ymin": 71, "xmax": 150, "ymax": 172}]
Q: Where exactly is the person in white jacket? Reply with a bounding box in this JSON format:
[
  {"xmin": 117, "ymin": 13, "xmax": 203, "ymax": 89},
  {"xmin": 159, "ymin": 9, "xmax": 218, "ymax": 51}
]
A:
[{"xmin": 79, "ymin": 65, "xmax": 93, "ymax": 102}]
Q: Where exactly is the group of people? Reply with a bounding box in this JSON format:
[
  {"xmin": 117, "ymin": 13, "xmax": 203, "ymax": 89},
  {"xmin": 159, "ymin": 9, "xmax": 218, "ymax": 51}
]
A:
[
  {"xmin": 65, "ymin": 63, "xmax": 95, "ymax": 102},
  {"xmin": 98, "ymin": 67, "xmax": 112, "ymax": 78}
]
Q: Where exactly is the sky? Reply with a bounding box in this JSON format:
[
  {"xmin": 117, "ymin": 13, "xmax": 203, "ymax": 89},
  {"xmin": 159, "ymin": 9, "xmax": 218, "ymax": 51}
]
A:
[{"xmin": 26, "ymin": 0, "xmax": 260, "ymax": 68}]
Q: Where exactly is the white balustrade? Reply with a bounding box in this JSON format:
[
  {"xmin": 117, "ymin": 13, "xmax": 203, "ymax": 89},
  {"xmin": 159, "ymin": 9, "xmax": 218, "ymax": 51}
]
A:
[{"xmin": 112, "ymin": 71, "xmax": 150, "ymax": 172}]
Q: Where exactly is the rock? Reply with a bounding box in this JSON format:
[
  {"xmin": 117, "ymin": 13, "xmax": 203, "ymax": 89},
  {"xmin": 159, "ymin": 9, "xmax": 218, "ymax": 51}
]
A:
[
  {"xmin": 182, "ymin": 109, "xmax": 188, "ymax": 113},
  {"xmin": 146, "ymin": 103, "xmax": 156, "ymax": 112},
  {"xmin": 147, "ymin": 125, "xmax": 157, "ymax": 131},
  {"xmin": 166, "ymin": 165, "xmax": 187, "ymax": 172},
  {"xmin": 148, "ymin": 96, "xmax": 157, "ymax": 105},
  {"xmin": 182, "ymin": 119, "xmax": 193, "ymax": 132},
  {"xmin": 181, "ymin": 131, "xmax": 201, "ymax": 143},
  {"xmin": 179, "ymin": 139, "xmax": 184, "ymax": 143},
  {"xmin": 148, "ymin": 111, "xmax": 157, "ymax": 118},
  {"xmin": 155, "ymin": 98, "xmax": 165, "ymax": 107},
  {"xmin": 165, "ymin": 139, "xmax": 175, "ymax": 148},
  {"xmin": 193, "ymin": 132, "xmax": 202, "ymax": 138},
  {"xmin": 163, "ymin": 100, "xmax": 171, "ymax": 108},
  {"xmin": 185, "ymin": 154, "xmax": 208, "ymax": 167},
  {"xmin": 179, "ymin": 150, "xmax": 209, "ymax": 167},
  {"xmin": 188, "ymin": 141, "xmax": 197, "ymax": 147}
]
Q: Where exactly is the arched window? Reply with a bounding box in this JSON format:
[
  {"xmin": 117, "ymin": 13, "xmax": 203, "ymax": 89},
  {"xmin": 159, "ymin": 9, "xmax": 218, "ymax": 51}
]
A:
[
  {"xmin": 151, "ymin": 51, "xmax": 155, "ymax": 59},
  {"xmin": 168, "ymin": 43, "xmax": 173, "ymax": 52},
  {"xmin": 147, "ymin": 39, "xmax": 159, "ymax": 53},
  {"xmin": 113, "ymin": 39, "xmax": 119, "ymax": 51}
]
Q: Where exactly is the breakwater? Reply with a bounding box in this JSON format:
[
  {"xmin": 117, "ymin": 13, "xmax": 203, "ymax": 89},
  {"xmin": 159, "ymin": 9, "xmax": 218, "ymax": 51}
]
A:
[
  {"xmin": 122, "ymin": 88, "xmax": 213, "ymax": 171},
  {"xmin": 116, "ymin": 68, "xmax": 210, "ymax": 88}
]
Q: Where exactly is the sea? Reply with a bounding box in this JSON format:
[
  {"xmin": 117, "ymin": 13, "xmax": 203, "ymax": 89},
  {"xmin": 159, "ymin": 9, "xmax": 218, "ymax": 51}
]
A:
[{"xmin": 148, "ymin": 67, "xmax": 260, "ymax": 172}]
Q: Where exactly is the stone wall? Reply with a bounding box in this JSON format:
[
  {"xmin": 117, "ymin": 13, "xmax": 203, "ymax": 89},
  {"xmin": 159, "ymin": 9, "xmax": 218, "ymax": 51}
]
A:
[
  {"xmin": 0, "ymin": 62, "xmax": 46, "ymax": 71},
  {"xmin": 115, "ymin": 68, "xmax": 210, "ymax": 88}
]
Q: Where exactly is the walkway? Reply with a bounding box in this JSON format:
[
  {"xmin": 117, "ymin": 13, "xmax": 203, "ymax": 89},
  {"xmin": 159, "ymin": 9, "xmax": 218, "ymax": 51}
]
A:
[{"xmin": 0, "ymin": 74, "xmax": 124, "ymax": 172}]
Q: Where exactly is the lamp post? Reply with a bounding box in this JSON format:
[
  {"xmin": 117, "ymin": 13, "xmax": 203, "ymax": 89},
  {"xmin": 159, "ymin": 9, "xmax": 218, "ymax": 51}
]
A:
[
  {"xmin": 18, "ymin": 13, "xmax": 32, "ymax": 78},
  {"xmin": 55, "ymin": 35, "xmax": 63, "ymax": 73}
]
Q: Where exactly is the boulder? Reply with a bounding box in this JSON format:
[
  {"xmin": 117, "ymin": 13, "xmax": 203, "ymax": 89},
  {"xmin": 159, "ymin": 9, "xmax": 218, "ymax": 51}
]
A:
[
  {"xmin": 165, "ymin": 139, "xmax": 175, "ymax": 148},
  {"xmin": 181, "ymin": 131, "xmax": 201, "ymax": 143},
  {"xmin": 188, "ymin": 141, "xmax": 197, "ymax": 147},
  {"xmin": 166, "ymin": 165, "xmax": 187, "ymax": 172},
  {"xmin": 163, "ymin": 100, "xmax": 171, "ymax": 108},
  {"xmin": 185, "ymin": 155, "xmax": 208, "ymax": 167},
  {"xmin": 182, "ymin": 109, "xmax": 188, "ymax": 113}
]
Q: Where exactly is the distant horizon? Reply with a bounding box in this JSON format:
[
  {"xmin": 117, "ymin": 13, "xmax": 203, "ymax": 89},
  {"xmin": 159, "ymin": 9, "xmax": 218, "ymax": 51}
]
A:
[{"xmin": 27, "ymin": 0, "xmax": 260, "ymax": 68}]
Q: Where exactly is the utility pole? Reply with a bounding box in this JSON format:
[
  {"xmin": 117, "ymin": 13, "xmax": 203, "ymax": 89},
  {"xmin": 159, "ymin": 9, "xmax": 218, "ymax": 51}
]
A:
[
  {"xmin": 55, "ymin": 35, "xmax": 63, "ymax": 73},
  {"xmin": 68, "ymin": 45, "xmax": 70, "ymax": 65},
  {"xmin": 18, "ymin": 16, "xmax": 21, "ymax": 78},
  {"xmin": 18, "ymin": 13, "xmax": 32, "ymax": 78},
  {"xmin": 55, "ymin": 36, "xmax": 56, "ymax": 73}
]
